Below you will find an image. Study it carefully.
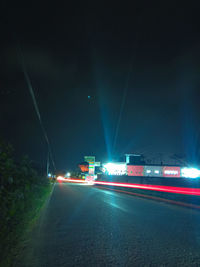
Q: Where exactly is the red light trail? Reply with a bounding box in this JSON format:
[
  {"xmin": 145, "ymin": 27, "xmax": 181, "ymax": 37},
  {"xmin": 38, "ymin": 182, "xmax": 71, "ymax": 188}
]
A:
[
  {"xmin": 57, "ymin": 177, "xmax": 86, "ymax": 183},
  {"xmin": 60, "ymin": 178, "xmax": 200, "ymax": 196},
  {"xmin": 93, "ymin": 181, "xmax": 200, "ymax": 196}
]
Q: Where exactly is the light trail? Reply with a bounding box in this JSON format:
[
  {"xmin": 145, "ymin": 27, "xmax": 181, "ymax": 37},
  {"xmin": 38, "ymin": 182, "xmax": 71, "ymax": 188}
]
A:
[
  {"xmin": 59, "ymin": 178, "xmax": 200, "ymax": 196},
  {"xmin": 65, "ymin": 179, "xmax": 86, "ymax": 183},
  {"xmin": 57, "ymin": 177, "xmax": 87, "ymax": 183},
  {"xmin": 93, "ymin": 181, "xmax": 200, "ymax": 196}
]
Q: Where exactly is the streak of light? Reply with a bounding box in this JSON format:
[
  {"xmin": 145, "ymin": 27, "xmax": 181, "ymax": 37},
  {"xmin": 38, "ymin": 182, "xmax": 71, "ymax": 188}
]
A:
[
  {"xmin": 58, "ymin": 178, "xmax": 200, "ymax": 196},
  {"xmin": 57, "ymin": 177, "xmax": 87, "ymax": 183},
  {"xmin": 93, "ymin": 181, "xmax": 200, "ymax": 196}
]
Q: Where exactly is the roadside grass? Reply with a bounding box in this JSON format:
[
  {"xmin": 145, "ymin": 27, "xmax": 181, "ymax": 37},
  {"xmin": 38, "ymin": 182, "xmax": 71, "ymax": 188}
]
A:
[{"xmin": 0, "ymin": 181, "xmax": 54, "ymax": 267}]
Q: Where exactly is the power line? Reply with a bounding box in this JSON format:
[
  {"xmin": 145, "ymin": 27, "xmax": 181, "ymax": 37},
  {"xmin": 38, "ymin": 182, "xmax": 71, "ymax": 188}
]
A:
[
  {"xmin": 112, "ymin": 62, "xmax": 132, "ymax": 155},
  {"xmin": 17, "ymin": 45, "xmax": 56, "ymax": 171}
]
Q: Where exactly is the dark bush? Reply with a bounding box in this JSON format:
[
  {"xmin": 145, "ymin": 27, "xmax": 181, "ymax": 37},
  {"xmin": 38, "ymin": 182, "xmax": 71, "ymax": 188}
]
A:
[{"xmin": 0, "ymin": 139, "xmax": 51, "ymax": 266}]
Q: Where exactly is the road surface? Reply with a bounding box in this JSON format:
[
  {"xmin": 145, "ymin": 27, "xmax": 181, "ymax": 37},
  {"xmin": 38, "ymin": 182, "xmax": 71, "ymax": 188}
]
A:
[{"xmin": 17, "ymin": 182, "xmax": 200, "ymax": 266}]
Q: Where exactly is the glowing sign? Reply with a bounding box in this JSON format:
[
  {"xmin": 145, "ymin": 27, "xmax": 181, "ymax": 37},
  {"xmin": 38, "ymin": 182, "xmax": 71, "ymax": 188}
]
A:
[
  {"xmin": 84, "ymin": 156, "xmax": 95, "ymax": 163},
  {"xmin": 181, "ymin": 168, "xmax": 200, "ymax": 178},
  {"xmin": 164, "ymin": 170, "xmax": 178, "ymax": 175},
  {"xmin": 103, "ymin": 163, "xmax": 127, "ymax": 175},
  {"xmin": 89, "ymin": 161, "xmax": 95, "ymax": 175}
]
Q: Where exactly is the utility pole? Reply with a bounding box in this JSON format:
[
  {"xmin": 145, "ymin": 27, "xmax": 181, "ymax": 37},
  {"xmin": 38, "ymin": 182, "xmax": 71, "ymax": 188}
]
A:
[
  {"xmin": 18, "ymin": 44, "xmax": 56, "ymax": 175},
  {"xmin": 46, "ymin": 150, "xmax": 50, "ymax": 177}
]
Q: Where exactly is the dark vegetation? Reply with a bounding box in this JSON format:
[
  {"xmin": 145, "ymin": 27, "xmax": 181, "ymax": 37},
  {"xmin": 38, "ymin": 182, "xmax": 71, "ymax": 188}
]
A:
[{"xmin": 0, "ymin": 139, "xmax": 53, "ymax": 266}]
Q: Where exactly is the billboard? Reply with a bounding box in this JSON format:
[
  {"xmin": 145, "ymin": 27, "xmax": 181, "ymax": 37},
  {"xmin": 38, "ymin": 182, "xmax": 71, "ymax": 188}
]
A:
[
  {"xmin": 143, "ymin": 166, "xmax": 163, "ymax": 177},
  {"xmin": 84, "ymin": 156, "xmax": 95, "ymax": 163},
  {"xmin": 89, "ymin": 161, "xmax": 95, "ymax": 175},
  {"xmin": 181, "ymin": 167, "xmax": 200, "ymax": 178},
  {"xmin": 127, "ymin": 165, "xmax": 143, "ymax": 176},
  {"xmin": 163, "ymin": 166, "xmax": 180, "ymax": 177},
  {"xmin": 103, "ymin": 163, "xmax": 127, "ymax": 175}
]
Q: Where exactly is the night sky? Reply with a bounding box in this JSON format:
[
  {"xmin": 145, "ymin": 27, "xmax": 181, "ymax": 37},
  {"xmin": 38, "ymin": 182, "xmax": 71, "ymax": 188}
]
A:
[{"xmin": 1, "ymin": 3, "xmax": 200, "ymax": 171}]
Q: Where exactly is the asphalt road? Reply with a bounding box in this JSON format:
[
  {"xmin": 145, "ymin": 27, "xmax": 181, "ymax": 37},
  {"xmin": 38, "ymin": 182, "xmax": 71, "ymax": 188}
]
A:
[{"xmin": 17, "ymin": 182, "xmax": 200, "ymax": 266}]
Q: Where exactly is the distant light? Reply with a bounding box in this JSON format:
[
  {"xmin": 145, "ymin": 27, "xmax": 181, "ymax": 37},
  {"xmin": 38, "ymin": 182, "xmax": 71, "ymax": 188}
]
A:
[
  {"xmin": 146, "ymin": 170, "xmax": 151, "ymax": 173},
  {"xmin": 181, "ymin": 168, "xmax": 200, "ymax": 178},
  {"xmin": 66, "ymin": 172, "xmax": 71, "ymax": 178},
  {"xmin": 85, "ymin": 175, "xmax": 94, "ymax": 182},
  {"xmin": 88, "ymin": 96, "xmax": 91, "ymax": 99},
  {"xmin": 48, "ymin": 173, "xmax": 51, "ymax": 177},
  {"xmin": 103, "ymin": 163, "xmax": 126, "ymax": 175},
  {"xmin": 154, "ymin": 170, "xmax": 159, "ymax": 174},
  {"xmin": 57, "ymin": 176, "xmax": 64, "ymax": 181}
]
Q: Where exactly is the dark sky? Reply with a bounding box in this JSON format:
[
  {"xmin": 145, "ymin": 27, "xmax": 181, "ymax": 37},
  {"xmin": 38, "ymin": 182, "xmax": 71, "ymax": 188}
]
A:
[{"xmin": 1, "ymin": 3, "xmax": 200, "ymax": 171}]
